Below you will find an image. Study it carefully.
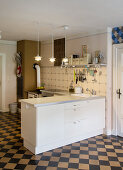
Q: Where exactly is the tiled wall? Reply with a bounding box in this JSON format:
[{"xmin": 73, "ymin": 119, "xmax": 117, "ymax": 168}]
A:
[
  {"xmin": 112, "ymin": 26, "xmax": 123, "ymax": 44},
  {"xmin": 41, "ymin": 66, "xmax": 106, "ymax": 96}
]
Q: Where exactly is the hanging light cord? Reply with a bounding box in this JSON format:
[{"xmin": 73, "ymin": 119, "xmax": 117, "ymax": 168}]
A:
[
  {"xmin": 37, "ymin": 24, "xmax": 40, "ymax": 56},
  {"xmin": 65, "ymin": 31, "xmax": 66, "ymax": 58},
  {"xmin": 34, "ymin": 22, "xmax": 42, "ymax": 61},
  {"xmin": 52, "ymin": 34, "xmax": 54, "ymax": 58}
]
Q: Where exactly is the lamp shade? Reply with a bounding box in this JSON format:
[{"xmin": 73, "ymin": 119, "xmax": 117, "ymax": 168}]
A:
[
  {"xmin": 49, "ymin": 57, "xmax": 56, "ymax": 62},
  {"xmin": 35, "ymin": 55, "xmax": 42, "ymax": 61},
  {"xmin": 63, "ymin": 57, "xmax": 68, "ymax": 63}
]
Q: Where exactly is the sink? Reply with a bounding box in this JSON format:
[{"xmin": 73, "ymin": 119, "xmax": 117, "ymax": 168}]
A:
[
  {"xmin": 71, "ymin": 93, "xmax": 90, "ymax": 97},
  {"xmin": 71, "ymin": 93, "xmax": 97, "ymax": 98}
]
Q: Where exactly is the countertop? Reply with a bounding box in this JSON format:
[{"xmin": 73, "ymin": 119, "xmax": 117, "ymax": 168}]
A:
[
  {"xmin": 21, "ymin": 95, "xmax": 105, "ymax": 107},
  {"xmin": 40, "ymin": 89, "xmax": 71, "ymax": 95}
]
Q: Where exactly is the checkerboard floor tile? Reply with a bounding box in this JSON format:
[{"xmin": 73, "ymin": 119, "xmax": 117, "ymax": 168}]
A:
[{"xmin": 0, "ymin": 112, "xmax": 123, "ymax": 169}]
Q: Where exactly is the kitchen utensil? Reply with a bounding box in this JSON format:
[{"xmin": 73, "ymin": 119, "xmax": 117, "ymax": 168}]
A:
[
  {"xmin": 69, "ymin": 81, "xmax": 74, "ymax": 92},
  {"xmin": 87, "ymin": 53, "xmax": 91, "ymax": 64},
  {"xmin": 85, "ymin": 65, "xmax": 89, "ymax": 70},
  {"xmin": 94, "ymin": 69, "xmax": 97, "ymax": 74},
  {"xmin": 76, "ymin": 70, "xmax": 78, "ymax": 84},
  {"xmin": 79, "ymin": 70, "xmax": 81, "ymax": 81},
  {"xmin": 89, "ymin": 70, "xmax": 94, "ymax": 76},
  {"xmin": 74, "ymin": 70, "xmax": 76, "ymax": 81},
  {"xmin": 93, "ymin": 57, "xmax": 98, "ymax": 64},
  {"xmin": 75, "ymin": 86, "xmax": 82, "ymax": 94}
]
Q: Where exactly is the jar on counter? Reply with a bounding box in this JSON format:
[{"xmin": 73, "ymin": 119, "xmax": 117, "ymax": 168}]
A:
[{"xmin": 93, "ymin": 57, "xmax": 98, "ymax": 64}]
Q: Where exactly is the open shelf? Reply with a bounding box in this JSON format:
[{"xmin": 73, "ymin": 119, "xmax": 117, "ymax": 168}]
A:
[{"xmin": 61, "ymin": 63, "xmax": 107, "ymax": 68}]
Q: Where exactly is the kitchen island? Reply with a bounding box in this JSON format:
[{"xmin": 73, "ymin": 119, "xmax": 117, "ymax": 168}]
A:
[{"xmin": 21, "ymin": 95, "xmax": 105, "ymax": 154}]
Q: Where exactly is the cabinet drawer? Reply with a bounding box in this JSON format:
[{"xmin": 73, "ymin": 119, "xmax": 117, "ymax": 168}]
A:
[
  {"xmin": 64, "ymin": 101, "xmax": 87, "ymax": 110},
  {"xmin": 64, "ymin": 118, "xmax": 89, "ymax": 139},
  {"xmin": 64, "ymin": 106, "xmax": 88, "ymax": 123}
]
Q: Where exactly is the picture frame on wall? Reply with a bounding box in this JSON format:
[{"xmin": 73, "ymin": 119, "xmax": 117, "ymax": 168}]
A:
[{"xmin": 82, "ymin": 45, "xmax": 87, "ymax": 57}]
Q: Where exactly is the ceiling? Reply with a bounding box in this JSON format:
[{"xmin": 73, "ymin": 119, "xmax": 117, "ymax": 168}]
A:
[{"xmin": 0, "ymin": 0, "xmax": 123, "ymax": 41}]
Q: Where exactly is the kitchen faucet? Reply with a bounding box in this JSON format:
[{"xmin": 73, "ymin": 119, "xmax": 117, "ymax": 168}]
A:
[{"xmin": 86, "ymin": 88, "xmax": 96, "ymax": 95}]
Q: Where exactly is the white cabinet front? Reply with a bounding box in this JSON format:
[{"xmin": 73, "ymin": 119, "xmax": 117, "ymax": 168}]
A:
[
  {"xmin": 64, "ymin": 99, "xmax": 105, "ymax": 140},
  {"xmin": 36, "ymin": 104, "xmax": 64, "ymax": 146},
  {"xmin": 64, "ymin": 101, "xmax": 89, "ymax": 140},
  {"xmin": 21, "ymin": 97, "xmax": 105, "ymax": 154}
]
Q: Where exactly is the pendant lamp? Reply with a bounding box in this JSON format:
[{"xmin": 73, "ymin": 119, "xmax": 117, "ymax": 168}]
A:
[
  {"xmin": 35, "ymin": 23, "xmax": 42, "ymax": 61},
  {"xmin": 62, "ymin": 25, "xmax": 69, "ymax": 63}
]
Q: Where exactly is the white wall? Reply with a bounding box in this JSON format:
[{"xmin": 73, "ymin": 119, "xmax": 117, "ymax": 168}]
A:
[
  {"xmin": 0, "ymin": 40, "xmax": 17, "ymax": 112},
  {"xmin": 41, "ymin": 43, "xmax": 53, "ymax": 67},
  {"xmin": 106, "ymin": 28, "xmax": 112, "ymax": 135},
  {"xmin": 41, "ymin": 33, "xmax": 107, "ymax": 66}
]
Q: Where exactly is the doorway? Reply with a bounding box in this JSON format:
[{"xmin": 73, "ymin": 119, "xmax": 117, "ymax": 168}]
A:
[
  {"xmin": 113, "ymin": 44, "xmax": 123, "ymax": 137},
  {"xmin": 0, "ymin": 53, "xmax": 6, "ymax": 112}
]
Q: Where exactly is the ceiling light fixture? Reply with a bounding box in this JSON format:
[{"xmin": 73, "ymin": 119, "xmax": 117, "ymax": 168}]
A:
[
  {"xmin": 49, "ymin": 34, "xmax": 56, "ymax": 63},
  {"xmin": 34, "ymin": 23, "xmax": 42, "ymax": 61},
  {"xmin": 62, "ymin": 25, "xmax": 69, "ymax": 63}
]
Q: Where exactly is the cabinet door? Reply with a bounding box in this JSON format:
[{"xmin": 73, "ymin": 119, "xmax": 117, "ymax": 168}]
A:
[
  {"xmin": 36, "ymin": 104, "xmax": 64, "ymax": 146},
  {"xmin": 84, "ymin": 99, "xmax": 105, "ymax": 130},
  {"xmin": 64, "ymin": 106, "xmax": 76, "ymax": 139},
  {"xmin": 64, "ymin": 101, "xmax": 88, "ymax": 121},
  {"xmin": 64, "ymin": 99, "xmax": 105, "ymax": 140},
  {"xmin": 74, "ymin": 99, "xmax": 105, "ymax": 133},
  {"xmin": 54, "ymin": 38, "xmax": 65, "ymax": 66},
  {"xmin": 64, "ymin": 101, "xmax": 88, "ymax": 139}
]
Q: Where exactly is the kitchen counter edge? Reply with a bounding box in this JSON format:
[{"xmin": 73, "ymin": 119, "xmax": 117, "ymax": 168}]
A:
[{"xmin": 20, "ymin": 96, "xmax": 105, "ymax": 107}]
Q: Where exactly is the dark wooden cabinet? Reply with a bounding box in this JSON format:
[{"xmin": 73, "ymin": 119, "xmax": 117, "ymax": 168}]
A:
[
  {"xmin": 54, "ymin": 38, "xmax": 65, "ymax": 66},
  {"xmin": 17, "ymin": 40, "xmax": 41, "ymax": 99}
]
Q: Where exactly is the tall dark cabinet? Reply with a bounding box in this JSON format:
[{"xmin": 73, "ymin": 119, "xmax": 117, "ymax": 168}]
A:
[
  {"xmin": 54, "ymin": 38, "xmax": 65, "ymax": 66},
  {"xmin": 17, "ymin": 40, "xmax": 41, "ymax": 99}
]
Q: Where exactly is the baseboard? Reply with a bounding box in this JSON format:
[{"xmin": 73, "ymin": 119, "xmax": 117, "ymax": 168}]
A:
[
  {"xmin": 24, "ymin": 140, "xmax": 35, "ymax": 154},
  {"xmin": 111, "ymin": 129, "xmax": 117, "ymax": 136},
  {"xmin": 18, "ymin": 108, "xmax": 21, "ymax": 113},
  {"xmin": 24, "ymin": 128, "xmax": 104, "ymax": 155},
  {"xmin": 103, "ymin": 128, "xmax": 112, "ymax": 135},
  {"xmin": 0, "ymin": 108, "xmax": 9, "ymax": 112}
]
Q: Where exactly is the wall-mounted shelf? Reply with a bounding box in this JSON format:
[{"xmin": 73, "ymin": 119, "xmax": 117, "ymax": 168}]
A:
[{"xmin": 61, "ymin": 63, "xmax": 107, "ymax": 68}]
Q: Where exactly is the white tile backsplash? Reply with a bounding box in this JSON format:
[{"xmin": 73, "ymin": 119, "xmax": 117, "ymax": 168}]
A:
[{"xmin": 41, "ymin": 66, "xmax": 107, "ymax": 96}]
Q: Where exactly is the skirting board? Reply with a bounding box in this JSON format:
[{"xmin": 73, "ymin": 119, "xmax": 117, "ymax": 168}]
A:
[
  {"xmin": 18, "ymin": 108, "xmax": 21, "ymax": 113},
  {"xmin": 0, "ymin": 108, "xmax": 9, "ymax": 112},
  {"xmin": 103, "ymin": 128, "xmax": 112, "ymax": 135},
  {"xmin": 111, "ymin": 129, "xmax": 117, "ymax": 136},
  {"xmin": 24, "ymin": 129, "xmax": 103, "ymax": 155}
]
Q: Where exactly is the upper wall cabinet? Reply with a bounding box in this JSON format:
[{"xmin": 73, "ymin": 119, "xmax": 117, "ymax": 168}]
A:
[{"xmin": 54, "ymin": 38, "xmax": 65, "ymax": 66}]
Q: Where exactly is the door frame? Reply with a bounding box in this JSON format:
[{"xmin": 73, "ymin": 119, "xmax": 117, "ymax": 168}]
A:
[
  {"xmin": 0, "ymin": 53, "xmax": 6, "ymax": 112},
  {"xmin": 113, "ymin": 43, "xmax": 123, "ymax": 136}
]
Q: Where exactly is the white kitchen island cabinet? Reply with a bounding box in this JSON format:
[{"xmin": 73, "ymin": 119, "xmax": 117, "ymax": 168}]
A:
[{"xmin": 21, "ymin": 96, "xmax": 105, "ymax": 155}]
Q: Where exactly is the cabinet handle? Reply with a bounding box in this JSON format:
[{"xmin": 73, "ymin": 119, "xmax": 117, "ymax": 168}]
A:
[{"xmin": 116, "ymin": 89, "xmax": 122, "ymax": 99}]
